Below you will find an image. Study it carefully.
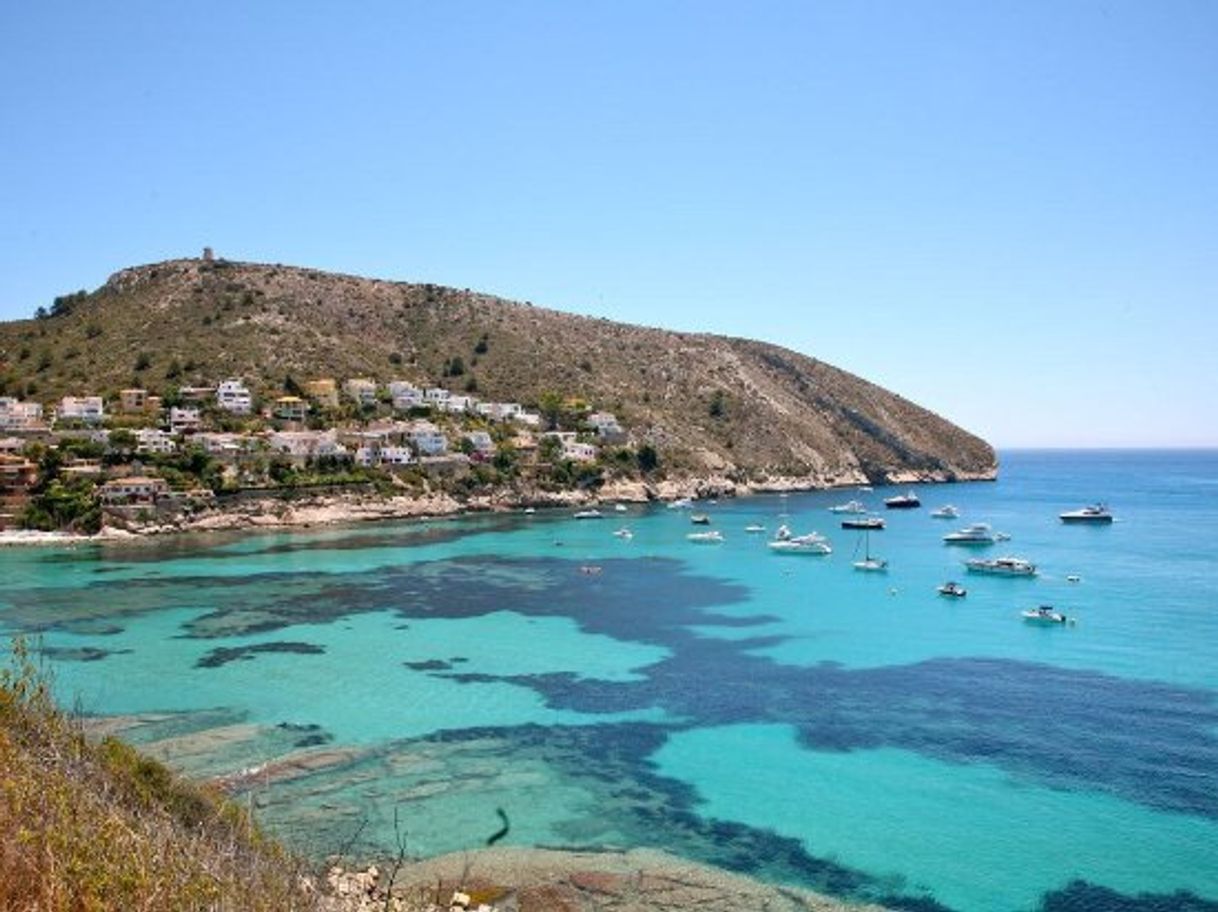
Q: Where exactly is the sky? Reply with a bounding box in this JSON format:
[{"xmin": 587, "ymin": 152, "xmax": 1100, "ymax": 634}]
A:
[{"xmin": 2, "ymin": 1, "xmax": 1216, "ymax": 448}]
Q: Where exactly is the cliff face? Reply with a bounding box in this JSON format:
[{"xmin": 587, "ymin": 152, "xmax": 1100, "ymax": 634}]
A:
[{"xmin": 0, "ymin": 257, "xmax": 996, "ymax": 483}]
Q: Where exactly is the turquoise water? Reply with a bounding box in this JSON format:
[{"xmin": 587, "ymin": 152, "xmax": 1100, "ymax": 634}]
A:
[{"xmin": 2, "ymin": 450, "xmax": 1216, "ymax": 911}]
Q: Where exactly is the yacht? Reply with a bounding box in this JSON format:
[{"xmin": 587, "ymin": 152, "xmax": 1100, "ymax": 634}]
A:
[
  {"xmin": 687, "ymin": 530, "xmax": 724, "ymax": 544},
  {"xmin": 828, "ymin": 500, "xmax": 867, "ymax": 514},
  {"xmin": 668, "ymin": 497, "xmax": 694, "ymax": 510},
  {"xmin": 943, "ymin": 523, "xmax": 997, "ymax": 546},
  {"xmin": 852, "ymin": 528, "xmax": 886, "ymax": 571},
  {"xmin": 573, "ymin": 509, "xmax": 603, "ymax": 520},
  {"xmin": 841, "ymin": 516, "xmax": 885, "ymax": 530},
  {"xmin": 1060, "ymin": 504, "xmax": 1114, "ymax": 524},
  {"xmin": 1021, "ymin": 605, "xmax": 1073, "ymax": 626},
  {"xmin": 690, "ymin": 513, "xmax": 711, "ymax": 525},
  {"xmin": 769, "ymin": 533, "xmax": 832, "ymax": 555},
  {"xmin": 744, "ymin": 524, "xmax": 767, "ymax": 534},
  {"xmin": 937, "ymin": 581, "xmax": 967, "ymax": 598},
  {"xmin": 884, "ymin": 491, "xmax": 921, "ymax": 509},
  {"xmin": 965, "ymin": 556, "xmax": 1037, "ymax": 577},
  {"xmin": 930, "ymin": 505, "xmax": 960, "ymax": 519}
]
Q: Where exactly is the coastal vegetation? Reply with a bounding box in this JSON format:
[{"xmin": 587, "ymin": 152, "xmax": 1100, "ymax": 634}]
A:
[{"xmin": 0, "ymin": 638, "xmax": 309, "ymax": 910}]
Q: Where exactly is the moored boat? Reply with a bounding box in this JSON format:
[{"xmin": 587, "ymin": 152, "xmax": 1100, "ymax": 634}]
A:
[
  {"xmin": 574, "ymin": 509, "xmax": 603, "ymax": 520},
  {"xmin": 769, "ymin": 533, "xmax": 831, "ymax": 555},
  {"xmin": 852, "ymin": 528, "xmax": 886, "ymax": 571},
  {"xmin": 744, "ymin": 524, "xmax": 767, "ymax": 534},
  {"xmin": 885, "ymin": 491, "xmax": 921, "ymax": 509},
  {"xmin": 1060, "ymin": 504, "xmax": 1114, "ymax": 524},
  {"xmin": 613, "ymin": 528, "xmax": 633, "ymax": 539},
  {"xmin": 930, "ymin": 504, "xmax": 960, "ymax": 519},
  {"xmin": 1021, "ymin": 605, "xmax": 1073, "ymax": 626},
  {"xmin": 841, "ymin": 516, "xmax": 885, "ymax": 530},
  {"xmin": 943, "ymin": 523, "xmax": 998, "ymax": 546},
  {"xmin": 687, "ymin": 530, "xmax": 724, "ymax": 543},
  {"xmin": 937, "ymin": 581, "xmax": 967, "ymax": 597},
  {"xmin": 690, "ymin": 513, "xmax": 711, "ymax": 525},
  {"xmin": 828, "ymin": 500, "xmax": 867, "ymax": 514},
  {"xmin": 965, "ymin": 556, "xmax": 1037, "ymax": 577}
]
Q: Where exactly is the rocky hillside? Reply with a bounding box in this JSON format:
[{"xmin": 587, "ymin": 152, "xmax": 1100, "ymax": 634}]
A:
[{"xmin": 0, "ymin": 257, "xmax": 996, "ymax": 483}]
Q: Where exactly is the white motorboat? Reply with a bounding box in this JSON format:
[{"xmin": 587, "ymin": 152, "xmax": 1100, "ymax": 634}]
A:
[
  {"xmin": 884, "ymin": 491, "xmax": 921, "ymax": 509},
  {"xmin": 828, "ymin": 500, "xmax": 867, "ymax": 514},
  {"xmin": 937, "ymin": 581, "xmax": 967, "ymax": 598},
  {"xmin": 613, "ymin": 528, "xmax": 633, "ymax": 540},
  {"xmin": 965, "ymin": 556, "xmax": 1037, "ymax": 577},
  {"xmin": 574, "ymin": 509, "xmax": 603, "ymax": 520},
  {"xmin": 690, "ymin": 513, "xmax": 711, "ymax": 525},
  {"xmin": 943, "ymin": 523, "xmax": 997, "ymax": 546},
  {"xmin": 744, "ymin": 524, "xmax": 766, "ymax": 533},
  {"xmin": 614, "ymin": 503, "xmax": 629, "ymax": 513},
  {"xmin": 687, "ymin": 530, "xmax": 724, "ymax": 544},
  {"xmin": 930, "ymin": 505, "xmax": 960, "ymax": 519},
  {"xmin": 774, "ymin": 523, "xmax": 792, "ymax": 541},
  {"xmin": 668, "ymin": 497, "xmax": 694, "ymax": 510},
  {"xmin": 769, "ymin": 533, "xmax": 831, "ymax": 555},
  {"xmin": 1021, "ymin": 605, "xmax": 1074, "ymax": 626},
  {"xmin": 1060, "ymin": 504, "xmax": 1114, "ymax": 524}
]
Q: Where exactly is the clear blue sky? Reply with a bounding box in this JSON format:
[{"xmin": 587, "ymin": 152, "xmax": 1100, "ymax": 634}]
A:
[{"xmin": 2, "ymin": 1, "xmax": 1216, "ymax": 447}]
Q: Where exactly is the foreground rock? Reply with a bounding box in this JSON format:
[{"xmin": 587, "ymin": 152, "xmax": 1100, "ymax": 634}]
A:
[{"xmin": 320, "ymin": 847, "xmax": 890, "ymax": 912}]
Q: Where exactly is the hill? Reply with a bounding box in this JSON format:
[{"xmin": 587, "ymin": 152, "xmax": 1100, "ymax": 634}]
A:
[{"xmin": 0, "ymin": 256, "xmax": 995, "ymax": 484}]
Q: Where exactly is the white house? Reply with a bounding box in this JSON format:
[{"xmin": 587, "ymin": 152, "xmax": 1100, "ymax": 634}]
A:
[
  {"xmin": 0, "ymin": 398, "xmax": 44, "ymax": 431},
  {"xmin": 356, "ymin": 444, "xmax": 416, "ymax": 468},
  {"xmin": 442, "ymin": 395, "xmax": 477, "ymax": 414},
  {"xmin": 462, "ymin": 430, "xmax": 495, "ymax": 456},
  {"xmin": 586, "ymin": 411, "xmax": 626, "ymax": 442},
  {"xmin": 194, "ymin": 433, "xmax": 252, "ymax": 458},
  {"xmin": 515, "ymin": 411, "xmax": 542, "ymax": 428},
  {"xmin": 134, "ymin": 428, "xmax": 177, "ymax": 455},
  {"xmin": 388, "ymin": 381, "xmax": 423, "ymax": 411},
  {"xmin": 344, "ymin": 378, "xmax": 378, "ymax": 406},
  {"xmin": 563, "ymin": 440, "xmax": 598, "ymax": 462},
  {"xmin": 216, "ymin": 379, "xmax": 252, "ymax": 415},
  {"xmin": 407, "ymin": 421, "xmax": 448, "ymax": 456},
  {"xmin": 57, "ymin": 396, "xmax": 104, "ymax": 424},
  {"xmin": 98, "ymin": 476, "xmax": 171, "ymax": 505},
  {"xmin": 423, "ymin": 387, "xmax": 450, "ymax": 405},
  {"xmin": 169, "ymin": 406, "xmax": 203, "ymax": 435},
  {"xmin": 268, "ymin": 430, "xmax": 348, "ymax": 461}
]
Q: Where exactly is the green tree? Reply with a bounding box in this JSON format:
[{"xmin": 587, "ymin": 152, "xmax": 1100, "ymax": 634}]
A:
[
  {"xmin": 538, "ymin": 391, "xmax": 563, "ymax": 431},
  {"xmin": 636, "ymin": 444, "xmax": 659, "ymax": 474}
]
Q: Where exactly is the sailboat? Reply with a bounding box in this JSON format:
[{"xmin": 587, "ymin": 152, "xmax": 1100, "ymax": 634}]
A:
[{"xmin": 852, "ymin": 528, "xmax": 888, "ymax": 572}]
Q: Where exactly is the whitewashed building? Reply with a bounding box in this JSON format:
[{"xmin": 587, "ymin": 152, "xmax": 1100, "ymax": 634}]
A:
[
  {"xmin": 0, "ymin": 398, "xmax": 44, "ymax": 431},
  {"xmin": 388, "ymin": 381, "xmax": 423, "ymax": 411},
  {"xmin": 463, "ymin": 430, "xmax": 495, "ymax": 456},
  {"xmin": 216, "ymin": 379, "xmax": 252, "ymax": 415},
  {"xmin": 344, "ymin": 378, "xmax": 378, "ymax": 406},
  {"xmin": 169, "ymin": 406, "xmax": 203, "ymax": 435},
  {"xmin": 407, "ymin": 421, "xmax": 448, "ymax": 456},
  {"xmin": 134, "ymin": 428, "xmax": 177, "ymax": 455},
  {"xmin": 57, "ymin": 396, "xmax": 104, "ymax": 424}
]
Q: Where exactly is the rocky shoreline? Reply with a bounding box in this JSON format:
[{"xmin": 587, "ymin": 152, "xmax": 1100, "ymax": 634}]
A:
[
  {"xmin": 319, "ymin": 846, "xmax": 891, "ymax": 911},
  {"xmin": 0, "ymin": 467, "xmax": 996, "ymax": 548}
]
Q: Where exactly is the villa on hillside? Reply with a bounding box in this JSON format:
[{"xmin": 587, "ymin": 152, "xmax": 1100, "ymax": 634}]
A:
[
  {"xmin": 56, "ymin": 396, "xmax": 105, "ymax": 425},
  {"xmin": 0, "ymin": 398, "xmax": 45, "ymax": 432},
  {"xmin": 216, "ymin": 379, "xmax": 252, "ymax": 415},
  {"xmin": 99, "ymin": 476, "xmax": 171, "ymax": 506},
  {"xmin": 388, "ymin": 381, "xmax": 423, "ymax": 411},
  {"xmin": 273, "ymin": 396, "xmax": 309, "ymax": 423},
  {"xmin": 407, "ymin": 421, "xmax": 447, "ymax": 456},
  {"xmin": 135, "ymin": 428, "xmax": 177, "ymax": 455},
  {"xmin": 344, "ymin": 378, "xmax": 378, "ymax": 406},
  {"xmin": 169, "ymin": 406, "xmax": 203, "ymax": 435},
  {"xmin": 304, "ymin": 378, "xmax": 339, "ymax": 409},
  {"xmin": 267, "ymin": 430, "xmax": 347, "ymax": 464},
  {"xmin": 119, "ymin": 388, "xmax": 150, "ymax": 413},
  {"xmin": 586, "ymin": 412, "xmax": 626, "ymax": 443}
]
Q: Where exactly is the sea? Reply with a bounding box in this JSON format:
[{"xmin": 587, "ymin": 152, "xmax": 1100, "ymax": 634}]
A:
[{"xmin": 2, "ymin": 449, "xmax": 1216, "ymax": 912}]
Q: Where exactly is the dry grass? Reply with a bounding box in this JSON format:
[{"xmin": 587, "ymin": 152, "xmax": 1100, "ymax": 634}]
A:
[{"xmin": 0, "ymin": 638, "xmax": 315, "ymax": 911}]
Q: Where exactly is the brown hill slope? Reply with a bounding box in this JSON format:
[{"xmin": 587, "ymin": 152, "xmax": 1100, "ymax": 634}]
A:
[{"xmin": 0, "ymin": 257, "xmax": 996, "ymax": 483}]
